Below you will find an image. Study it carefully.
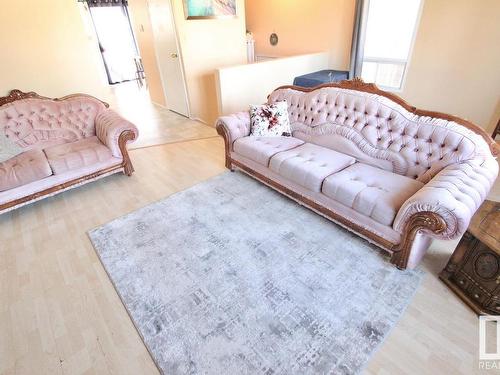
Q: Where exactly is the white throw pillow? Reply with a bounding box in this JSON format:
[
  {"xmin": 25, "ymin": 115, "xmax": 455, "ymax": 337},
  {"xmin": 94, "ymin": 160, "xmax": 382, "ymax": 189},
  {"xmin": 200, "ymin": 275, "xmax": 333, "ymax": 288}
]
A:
[
  {"xmin": 249, "ymin": 101, "xmax": 291, "ymax": 137},
  {"xmin": 0, "ymin": 132, "xmax": 23, "ymax": 163}
]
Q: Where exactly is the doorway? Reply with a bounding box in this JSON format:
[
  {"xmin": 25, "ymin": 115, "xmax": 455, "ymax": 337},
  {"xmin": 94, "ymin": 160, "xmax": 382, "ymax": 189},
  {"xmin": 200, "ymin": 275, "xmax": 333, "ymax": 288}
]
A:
[
  {"xmin": 86, "ymin": 0, "xmax": 190, "ymax": 117},
  {"xmin": 88, "ymin": 2, "xmax": 141, "ymax": 85},
  {"xmin": 80, "ymin": 0, "xmax": 212, "ymax": 149},
  {"xmin": 147, "ymin": 0, "xmax": 190, "ymax": 117}
]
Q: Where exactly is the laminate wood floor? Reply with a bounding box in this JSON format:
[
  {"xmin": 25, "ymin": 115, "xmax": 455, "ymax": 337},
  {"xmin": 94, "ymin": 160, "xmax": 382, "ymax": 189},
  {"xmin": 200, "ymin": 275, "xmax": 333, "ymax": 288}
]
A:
[
  {"xmin": 1, "ymin": 137, "xmax": 498, "ymax": 375},
  {"xmin": 109, "ymin": 82, "xmax": 217, "ymax": 149}
]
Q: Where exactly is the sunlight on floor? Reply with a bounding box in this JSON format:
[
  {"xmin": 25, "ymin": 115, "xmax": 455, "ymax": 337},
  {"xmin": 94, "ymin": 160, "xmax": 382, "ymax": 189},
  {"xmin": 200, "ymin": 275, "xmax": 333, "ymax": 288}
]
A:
[{"xmin": 109, "ymin": 81, "xmax": 217, "ymax": 148}]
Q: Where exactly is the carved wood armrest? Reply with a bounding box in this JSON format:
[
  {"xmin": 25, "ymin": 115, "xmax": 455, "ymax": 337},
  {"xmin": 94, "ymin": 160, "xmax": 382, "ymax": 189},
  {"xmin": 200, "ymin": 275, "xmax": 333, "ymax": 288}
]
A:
[
  {"xmin": 215, "ymin": 112, "xmax": 250, "ymax": 169},
  {"xmin": 215, "ymin": 112, "xmax": 251, "ymax": 148},
  {"xmin": 391, "ymin": 159, "xmax": 498, "ymax": 269},
  {"xmin": 118, "ymin": 130, "xmax": 137, "ymax": 176},
  {"xmin": 391, "ymin": 211, "xmax": 447, "ymax": 269},
  {"xmin": 394, "ymin": 160, "xmax": 498, "ymax": 240},
  {"xmin": 95, "ymin": 109, "xmax": 138, "ymax": 158}
]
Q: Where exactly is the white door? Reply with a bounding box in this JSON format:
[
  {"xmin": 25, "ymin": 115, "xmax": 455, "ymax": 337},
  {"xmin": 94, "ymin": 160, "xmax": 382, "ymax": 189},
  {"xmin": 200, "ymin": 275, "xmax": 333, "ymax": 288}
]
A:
[{"xmin": 148, "ymin": 0, "xmax": 190, "ymax": 117}]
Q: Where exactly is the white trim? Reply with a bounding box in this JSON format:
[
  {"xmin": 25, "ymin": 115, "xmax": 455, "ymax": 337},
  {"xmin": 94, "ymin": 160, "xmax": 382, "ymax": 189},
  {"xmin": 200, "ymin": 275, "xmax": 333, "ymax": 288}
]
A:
[
  {"xmin": 363, "ymin": 57, "xmax": 407, "ymax": 64},
  {"xmin": 150, "ymin": 101, "xmax": 168, "ymax": 110},
  {"xmin": 191, "ymin": 117, "xmax": 209, "ymax": 125}
]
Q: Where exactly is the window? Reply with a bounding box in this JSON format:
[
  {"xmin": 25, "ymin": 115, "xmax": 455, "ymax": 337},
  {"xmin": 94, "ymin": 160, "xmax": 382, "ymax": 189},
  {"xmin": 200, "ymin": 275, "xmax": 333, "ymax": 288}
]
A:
[{"xmin": 360, "ymin": 0, "xmax": 423, "ymax": 91}]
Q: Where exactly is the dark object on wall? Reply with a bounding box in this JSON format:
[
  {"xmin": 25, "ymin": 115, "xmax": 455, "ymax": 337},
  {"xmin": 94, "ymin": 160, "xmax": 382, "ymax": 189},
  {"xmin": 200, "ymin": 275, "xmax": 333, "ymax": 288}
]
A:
[
  {"xmin": 86, "ymin": 0, "xmax": 128, "ymax": 7},
  {"xmin": 270, "ymin": 33, "xmax": 279, "ymax": 46},
  {"xmin": 440, "ymin": 200, "xmax": 500, "ymax": 315},
  {"xmin": 293, "ymin": 70, "xmax": 349, "ymax": 88}
]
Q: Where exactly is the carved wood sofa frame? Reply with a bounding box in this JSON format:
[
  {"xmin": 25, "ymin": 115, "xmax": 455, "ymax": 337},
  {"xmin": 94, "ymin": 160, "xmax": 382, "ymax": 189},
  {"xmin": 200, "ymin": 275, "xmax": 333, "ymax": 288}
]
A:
[
  {"xmin": 0, "ymin": 90, "xmax": 137, "ymax": 214},
  {"xmin": 217, "ymin": 79, "xmax": 499, "ymax": 270}
]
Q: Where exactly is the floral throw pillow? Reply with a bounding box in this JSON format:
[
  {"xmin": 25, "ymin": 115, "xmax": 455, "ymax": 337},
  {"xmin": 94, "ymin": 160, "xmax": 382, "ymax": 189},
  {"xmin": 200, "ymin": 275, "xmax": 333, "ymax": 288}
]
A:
[
  {"xmin": 249, "ymin": 101, "xmax": 291, "ymax": 137},
  {"xmin": 0, "ymin": 132, "xmax": 23, "ymax": 163}
]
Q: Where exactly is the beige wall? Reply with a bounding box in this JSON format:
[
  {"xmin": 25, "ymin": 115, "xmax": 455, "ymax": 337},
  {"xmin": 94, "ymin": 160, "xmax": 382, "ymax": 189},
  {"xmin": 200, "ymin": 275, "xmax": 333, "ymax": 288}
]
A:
[
  {"xmin": 401, "ymin": 0, "xmax": 500, "ymax": 131},
  {"xmin": 217, "ymin": 52, "xmax": 329, "ymax": 115},
  {"xmin": 0, "ymin": 0, "xmax": 110, "ymax": 100},
  {"xmin": 245, "ymin": 0, "xmax": 500, "ymax": 132},
  {"xmin": 245, "ymin": 0, "xmax": 356, "ymax": 70},
  {"xmin": 170, "ymin": 0, "xmax": 247, "ymax": 124},
  {"xmin": 128, "ymin": 0, "xmax": 166, "ymax": 106}
]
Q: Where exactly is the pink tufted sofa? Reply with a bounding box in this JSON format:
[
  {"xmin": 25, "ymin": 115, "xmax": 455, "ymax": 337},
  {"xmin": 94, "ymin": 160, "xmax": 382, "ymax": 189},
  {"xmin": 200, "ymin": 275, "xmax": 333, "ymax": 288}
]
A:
[
  {"xmin": 216, "ymin": 79, "xmax": 499, "ymax": 269},
  {"xmin": 0, "ymin": 90, "xmax": 138, "ymax": 214}
]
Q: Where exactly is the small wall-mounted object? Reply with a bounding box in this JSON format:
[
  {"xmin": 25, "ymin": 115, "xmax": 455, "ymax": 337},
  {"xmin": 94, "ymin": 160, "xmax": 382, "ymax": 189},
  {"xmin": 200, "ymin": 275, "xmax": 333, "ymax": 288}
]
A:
[
  {"xmin": 269, "ymin": 33, "xmax": 278, "ymax": 46},
  {"xmin": 183, "ymin": 0, "xmax": 237, "ymax": 20}
]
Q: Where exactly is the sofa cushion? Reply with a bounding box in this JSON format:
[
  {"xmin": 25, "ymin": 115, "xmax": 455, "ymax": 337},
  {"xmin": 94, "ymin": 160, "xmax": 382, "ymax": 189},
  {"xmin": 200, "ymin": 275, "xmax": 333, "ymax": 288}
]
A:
[
  {"xmin": 322, "ymin": 163, "xmax": 424, "ymax": 226},
  {"xmin": 269, "ymin": 143, "xmax": 356, "ymax": 191},
  {"xmin": 44, "ymin": 136, "xmax": 114, "ymax": 175},
  {"xmin": 0, "ymin": 150, "xmax": 52, "ymax": 191},
  {"xmin": 233, "ymin": 136, "xmax": 304, "ymax": 166}
]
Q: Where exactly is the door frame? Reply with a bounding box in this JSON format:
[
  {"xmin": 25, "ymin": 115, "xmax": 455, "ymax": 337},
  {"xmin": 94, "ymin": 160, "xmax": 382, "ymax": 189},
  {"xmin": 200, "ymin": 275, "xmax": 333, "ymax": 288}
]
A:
[{"xmin": 147, "ymin": 0, "xmax": 191, "ymax": 118}]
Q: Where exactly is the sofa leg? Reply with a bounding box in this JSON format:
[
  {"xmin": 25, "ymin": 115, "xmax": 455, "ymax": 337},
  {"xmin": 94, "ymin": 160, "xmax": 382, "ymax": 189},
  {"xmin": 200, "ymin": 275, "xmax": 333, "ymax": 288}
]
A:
[
  {"xmin": 123, "ymin": 160, "xmax": 135, "ymax": 176},
  {"xmin": 118, "ymin": 130, "xmax": 136, "ymax": 177},
  {"xmin": 225, "ymin": 157, "xmax": 234, "ymax": 171},
  {"xmin": 217, "ymin": 124, "xmax": 236, "ymax": 172},
  {"xmin": 390, "ymin": 251, "xmax": 408, "ymax": 270}
]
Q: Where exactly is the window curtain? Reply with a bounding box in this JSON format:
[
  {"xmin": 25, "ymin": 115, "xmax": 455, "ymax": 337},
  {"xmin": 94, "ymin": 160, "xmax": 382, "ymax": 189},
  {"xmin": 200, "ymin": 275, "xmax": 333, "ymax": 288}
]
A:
[
  {"xmin": 349, "ymin": 0, "xmax": 370, "ymax": 79},
  {"xmin": 86, "ymin": 0, "xmax": 128, "ymax": 7}
]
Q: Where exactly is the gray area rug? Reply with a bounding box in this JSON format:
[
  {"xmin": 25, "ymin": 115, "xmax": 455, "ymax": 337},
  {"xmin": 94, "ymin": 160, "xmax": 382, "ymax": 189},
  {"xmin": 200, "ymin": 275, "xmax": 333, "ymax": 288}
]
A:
[{"xmin": 89, "ymin": 171, "xmax": 424, "ymax": 375}]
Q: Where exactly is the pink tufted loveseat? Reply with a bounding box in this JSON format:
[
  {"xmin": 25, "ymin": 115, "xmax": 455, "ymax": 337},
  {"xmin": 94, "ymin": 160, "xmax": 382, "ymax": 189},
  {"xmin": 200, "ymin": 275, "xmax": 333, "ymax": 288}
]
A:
[
  {"xmin": 216, "ymin": 79, "xmax": 499, "ymax": 269},
  {"xmin": 0, "ymin": 90, "xmax": 138, "ymax": 214}
]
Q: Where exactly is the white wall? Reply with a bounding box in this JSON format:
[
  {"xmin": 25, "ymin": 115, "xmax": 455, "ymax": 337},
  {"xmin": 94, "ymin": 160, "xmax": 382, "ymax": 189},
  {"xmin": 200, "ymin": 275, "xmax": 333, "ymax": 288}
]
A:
[{"xmin": 216, "ymin": 52, "xmax": 330, "ymax": 115}]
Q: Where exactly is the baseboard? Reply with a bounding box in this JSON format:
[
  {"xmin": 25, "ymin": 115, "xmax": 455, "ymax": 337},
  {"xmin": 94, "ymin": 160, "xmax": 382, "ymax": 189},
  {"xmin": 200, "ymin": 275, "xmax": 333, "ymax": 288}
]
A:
[
  {"xmin": 191, "ymin": 117, "xmax": 213, "ymax": 126},
  {"xmin": 151, "ymin": 101, "xmax": 168, "ymax": 110}
]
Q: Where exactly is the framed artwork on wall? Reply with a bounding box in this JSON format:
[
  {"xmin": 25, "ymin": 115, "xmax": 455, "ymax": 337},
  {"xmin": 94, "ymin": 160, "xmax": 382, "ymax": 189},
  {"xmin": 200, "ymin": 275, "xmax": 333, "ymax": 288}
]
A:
[{"xmin": 183, "ymin": 0, "xmax": 237, "ymax": 19}]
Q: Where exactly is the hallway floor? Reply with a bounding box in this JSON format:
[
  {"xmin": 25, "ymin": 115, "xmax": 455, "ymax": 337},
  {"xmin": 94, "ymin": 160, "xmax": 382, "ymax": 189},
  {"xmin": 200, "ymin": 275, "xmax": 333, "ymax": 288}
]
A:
[{"xmin": 109, "ymin": 81, "xmax": 217, "ymax": 149}]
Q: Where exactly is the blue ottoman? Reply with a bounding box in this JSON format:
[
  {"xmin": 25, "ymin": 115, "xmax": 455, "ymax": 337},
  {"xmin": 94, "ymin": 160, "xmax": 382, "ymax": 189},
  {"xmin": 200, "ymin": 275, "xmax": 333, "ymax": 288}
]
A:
[{"xmin": 293, "ymin": 70, "xmax": 349, "ymax": 88}]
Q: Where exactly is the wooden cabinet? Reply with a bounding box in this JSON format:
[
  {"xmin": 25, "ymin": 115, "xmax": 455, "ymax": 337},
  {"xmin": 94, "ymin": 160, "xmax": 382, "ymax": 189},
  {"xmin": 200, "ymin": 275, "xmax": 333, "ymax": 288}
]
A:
[{"xmin": 440, "ymin": 200, "xmax": 500, "ymax": 315}]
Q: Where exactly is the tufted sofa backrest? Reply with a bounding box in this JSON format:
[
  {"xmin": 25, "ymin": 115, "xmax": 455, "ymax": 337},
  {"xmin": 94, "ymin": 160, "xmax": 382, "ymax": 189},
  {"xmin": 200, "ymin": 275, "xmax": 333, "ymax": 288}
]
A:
[
  {"xmin": 0, "ymin": 96, "xmax": 107, "ymax": 151},
  {"xmin": 268, "ymin": 85, "xmax": 494, "ymax": 183}
]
